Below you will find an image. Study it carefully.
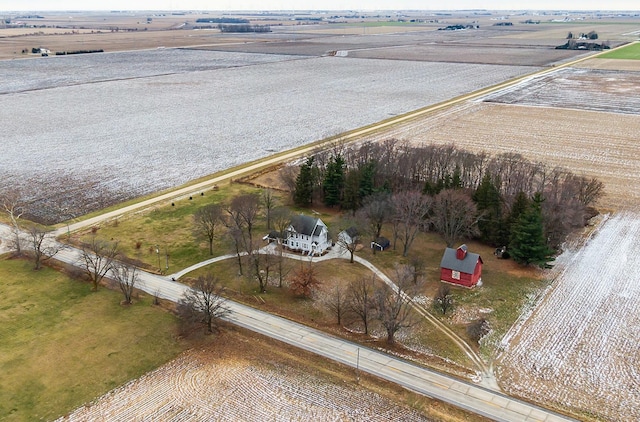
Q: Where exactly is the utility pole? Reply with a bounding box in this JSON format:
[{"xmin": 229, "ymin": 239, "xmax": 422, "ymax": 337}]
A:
[
  {"xmin": 155, "ymin": 245, "xmax": 161, "ymax": 273},
  {"xmin": 356, "ymin": 347, "xmax": 360, "ymax": 384}
]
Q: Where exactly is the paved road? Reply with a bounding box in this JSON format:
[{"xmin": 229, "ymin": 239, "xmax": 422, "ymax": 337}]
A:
[{"xmin": 31, "ymin": 238, "xmax": 576, "ymax": 422}]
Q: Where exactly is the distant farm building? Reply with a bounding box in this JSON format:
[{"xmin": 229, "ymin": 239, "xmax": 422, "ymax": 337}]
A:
[{"xmin": 440, "ymin": 244, "xmax": 483, "ymax": 288}]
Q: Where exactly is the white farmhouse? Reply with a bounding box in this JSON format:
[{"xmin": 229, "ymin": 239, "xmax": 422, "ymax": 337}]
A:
[{"xmin": 283, "ymin": 215, "xmax": 331, "ymax": 256}]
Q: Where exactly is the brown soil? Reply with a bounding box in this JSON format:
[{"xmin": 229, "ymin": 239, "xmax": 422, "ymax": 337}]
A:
[{"xmin": 60, "ymin": 326, "xmax": 488, "ymax": 422}]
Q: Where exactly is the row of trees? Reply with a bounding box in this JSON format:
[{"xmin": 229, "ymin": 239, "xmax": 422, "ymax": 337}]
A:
[
  {"xmin": 2, "ymin": 191, "xmax": 230, "ymax": 333},
  {"xmin": 218, "ymin": 24, "xmax": 271, "ymax": 33},
  {"xmin": 1, "ymin": 188, "xmax": 144, "ymax": 304},
  {"xmin": 300, "ymin": 140, "xmax": 601, "ymax": 215}
]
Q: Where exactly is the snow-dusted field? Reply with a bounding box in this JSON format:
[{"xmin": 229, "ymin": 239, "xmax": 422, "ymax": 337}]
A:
[
  {"xmin": 57, "ymin": 349, "xmax": 429, "ymax": 422},
  {"xmin": 0, "ymin": 49, "xmax": 304, "ymax": 94},
  {"xmin": 496, "ymin": 213, "xmax": 640, "ymax": 421},
  {"xmin": 0, "ymin": 48, "xmax": 535, "ymax": 222},
  {"xmin": 483, "ymin": 67, "xmax": 640, "ymax": 115}
]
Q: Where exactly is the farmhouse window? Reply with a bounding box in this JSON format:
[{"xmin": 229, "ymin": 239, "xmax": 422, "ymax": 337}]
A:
[{"xmin": 452, "ymin": 270, "xmax": 460, "ymax": 280}]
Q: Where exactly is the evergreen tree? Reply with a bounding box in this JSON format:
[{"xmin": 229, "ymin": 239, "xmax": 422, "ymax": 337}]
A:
[
  {"xmin": 473, "ymin": 174, "xmax": 503, "ymax": 246},
  {"xmin": 322, "ymin": 154, "xmax": 345, "ymax": 207},
  {"xmin": 423, "ymin": 179, "xmax": 438, "ymax": 196},
  {"xmin": 358, "ymin": 160, "xmax": 376, "ymax": 201},
  {"xmin": 507, "ymin": 192, "xmax": 529, "ymax": 230},
  {"xmin": 451, "ymin": 166, "xmax": 463, "ymax": 189},
  {"xmin": 509, "ymin": 193, "xmax": 555, "ymax": 268},
  {"xmin": 341, "ymin": 168, "xmax": 360, "ymax": 212},
  {"xmin": 293, "ymin": 156, "xmax": 315, "ymax": 207}
]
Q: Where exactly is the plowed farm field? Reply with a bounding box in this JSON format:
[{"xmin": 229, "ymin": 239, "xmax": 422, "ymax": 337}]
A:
[
  {"xmin": 57, "ymin": 337, "xmax": 433, "ymax": 422},
  {"xmin": 496, "ymin": 213, "xmax": 640, "ymax": 422},
  {"xmin": 360, "ymin": 67, "xmax": 640, "ymax": 210},
  {"xmin": 0, "ymin": 49, "xmax": 536, "ymax": 224}
]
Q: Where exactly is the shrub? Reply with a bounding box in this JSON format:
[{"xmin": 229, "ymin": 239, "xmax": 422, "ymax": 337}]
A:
[{"xmin": 467, "ymin": 318, "xmax": 491, "ymax": 343}]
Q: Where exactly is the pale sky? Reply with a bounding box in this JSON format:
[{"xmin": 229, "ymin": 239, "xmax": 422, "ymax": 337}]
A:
[{"xmin": 1, "ymin": 1, "xmax": 638, "ymax": 12}]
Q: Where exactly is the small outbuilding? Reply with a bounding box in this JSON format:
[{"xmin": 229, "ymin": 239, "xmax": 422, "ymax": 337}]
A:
[
  {"xmin": 338, "ymin": 227, "xmax": 359, "ymax": 246},
  {"xmin": 370, "ymin": 236, "xmax": 390, "ymax": 251},
  {"xmin": 440, "ymin": 244, "xmax": 483, "ymax": 288}
]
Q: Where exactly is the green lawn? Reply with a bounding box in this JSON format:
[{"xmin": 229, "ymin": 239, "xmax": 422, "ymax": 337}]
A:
[
  {"xmin": 78, "ymin": 184, "xmax": 264, "ymax": 274},
  {"xmin": 598, "ymin": 42, "xmax": 640, "ymax": 59},
  {"xmin": 0, "ymin": 258, "xmax": 184, "ymax": 421},
  {"xmin": 65, "ymin": 180, "xmax": 544, "ymax": 373}
]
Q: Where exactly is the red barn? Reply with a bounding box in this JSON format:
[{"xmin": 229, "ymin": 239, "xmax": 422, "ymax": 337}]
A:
[{"xmin": 439, "ymin": 244, "xmax": 483, "ymax": 288}]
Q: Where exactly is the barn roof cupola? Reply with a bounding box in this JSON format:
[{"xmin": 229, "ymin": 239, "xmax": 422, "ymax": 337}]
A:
[{"xmin": 456, "ymin": 244, "xmax": 468, "ymax": 260}]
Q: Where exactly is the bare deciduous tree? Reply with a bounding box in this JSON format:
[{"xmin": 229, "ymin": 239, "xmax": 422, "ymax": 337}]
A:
[
  {"xmin": 358, "ymin": 192, "xmax": 392, "ymax": 242},
  {"xmin": 391, "ymin": 190, "xmax": 432, "ymax": 257},
  {"xmin": 224, "ymin": 193, "xmax": 262, "ymax": 286},
  {"xmin": 178, "ymin": 273, "xmax": 229, "ymax": 334},
  {"xmin": 112, "ymin": 262, "xmax": 140, "ymax": 304},
  {"xmin": 79, "ymin": 236, "xmax": 119, "ymax": 291},
  {"xmin": 280, "ymin": 165, "xmax": 300, "ymax": 194},
  {"xmin": 347, "ymin": 275, "xmax": 375, "ymax": 335},
  {"xmin": 225, "ymin": 225, "xmax": 245, "ymax": 276},
  {"xmin": 408, "ymin": 254, "xmax": 426, "ymax": 284},
  {"xmin": 1, "ymin": 189, "xmax": 25, "ymax": 254},
  {"xmin": 434, "ymin": 282, "xmax": 454, "ymax": 315},
  {"xmin": 374, "ymin": 267, "xmax": 418, "ymax": 344},
  {"xmin": 25, "ymin": 224, "xmax": 61, "ymax": 270},
  {"xmin": 577, "ymin": 176, "xmax": 604, "ymax": 207},
  {"xmin": 261, "ymin": 189, "xmax": 277, "ymax": 230},
  {"xmin": 251, "ymin": 245, "xmax": 269, "ymax": 293},
  {"xmin": 320, "ymin": 279, "xmax": 349, "ymax": 325},
  {"xmin": 336, "ymin": 221, "xmax": 363, "ymax": 264},
  {"xmin": 271, "ymin": 206, "xmax": 292, "ymax": 237},
  {"xmin": 272, "ymin": 245, "xmax": 292, "ymax": 289},
  {"xmin": 193, "ymin": 203, "xmax": 223, "ymax": 255},
  {"xmin": 431, "ymin": 189, "xmax": 479, "ymax": 247}
]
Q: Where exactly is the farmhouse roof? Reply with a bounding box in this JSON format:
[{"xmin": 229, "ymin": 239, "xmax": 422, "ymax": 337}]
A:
[
  {"xmin": 440, "ymin": 245, "xmax": 482, "ymax": 274},
  {"xmin": 344, "ymin": 226, "xmax": 359, "ymax": 238},
  {"xmin": 290, "ymin": 215, "xmax": 324, "ymax": 236}
]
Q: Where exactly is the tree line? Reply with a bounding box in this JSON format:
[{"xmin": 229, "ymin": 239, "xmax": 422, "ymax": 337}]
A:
[
  {"xmin": 217, "ymin": 24, "xmax": 271, "ymax": 33},
  {"xmin": 292, "ymin": 140, "xmax": 603, "ymax": 266}
]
